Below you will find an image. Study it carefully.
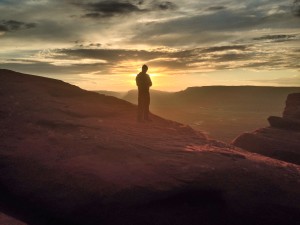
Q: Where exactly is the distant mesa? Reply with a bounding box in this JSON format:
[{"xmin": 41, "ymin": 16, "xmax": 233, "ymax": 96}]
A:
[
  {"xmin": 104, "ymin": 86, "xmax": 300, "ymax": 142},
  {"xmin": 233, "ymin": 93, "xmax": 300, "ymax": 165}
]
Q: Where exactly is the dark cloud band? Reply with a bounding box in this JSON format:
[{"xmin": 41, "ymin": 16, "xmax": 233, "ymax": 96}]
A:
[
  {"xmin": 80, "ymin": 1, "xmax": 144, "ymax": 18},
  {"xmin": 253, "ymin": 34, "xmax": 298, "ymax": 43},
  {"xmin": 206, "ymin": 6, "xmax": 226, "ymax": 11},
  {"xmin": 155, "ymin": 1, "xmax": 178, "ymax": 11},
  {"xmin": 76, "ymin": 0, "xmax": 178, "ymax": 18},
  {"xmin": 0, "ymin": 20, "xmax": 36, "ymax": 32}
]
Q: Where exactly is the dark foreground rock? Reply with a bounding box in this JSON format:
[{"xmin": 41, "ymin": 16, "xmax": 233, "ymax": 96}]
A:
[
  {"xmin": 0, "ymin": 213, "xmax": 26, "ymax": 225},
  {"xmin": 1, "ymin": 69, "xmax": 300, "ymax": 225},
  {"xmin": 268, "ymin": 116, "xmax": 300, "ymax": 131},
  {"xmin": 233, "ymin": 93, "xmax": 300, "ymax": 165}
]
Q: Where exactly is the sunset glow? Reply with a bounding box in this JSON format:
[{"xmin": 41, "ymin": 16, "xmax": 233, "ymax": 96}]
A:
[{"xmin": 0, "ymin": 0, "xmax": 299, "ymax": 91}]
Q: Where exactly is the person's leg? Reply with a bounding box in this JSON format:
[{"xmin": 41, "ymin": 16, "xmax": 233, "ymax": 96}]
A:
[
  {"xmin": 144, "ymin": 93, "xmax": 151, "ymax": 120},
  {"xmin": 137, "ymin": 92, "xmax": 143, "ymax": 121}
]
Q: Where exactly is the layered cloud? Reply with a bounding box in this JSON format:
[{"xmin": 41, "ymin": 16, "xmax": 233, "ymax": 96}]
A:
[
  {"xmin": 1, "ymin": 0, "xmax": 299, "ymax": 47},
  {"xmin": 2, "ymin": 39, "xmax": 299, "ymax": 75},
  {"xmin": 0, "ymin": 0, "xmax": 299, "ymax": 90}
]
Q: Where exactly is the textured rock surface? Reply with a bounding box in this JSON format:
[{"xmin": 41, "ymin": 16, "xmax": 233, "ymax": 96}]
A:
[
  {"xmin": 1, "ymin": 70, "xmax": 300, "ymax": 225},
  {"xmin": 0, "ymin": 213, "xmax": 27, "ymax": 225},
  {"xmin": 233, "ymin": 93, "xmax": 300, "ymax": 165},
  {"xmin": 268, "ymin": 116, "xmax": 300, "ymax": 131}
]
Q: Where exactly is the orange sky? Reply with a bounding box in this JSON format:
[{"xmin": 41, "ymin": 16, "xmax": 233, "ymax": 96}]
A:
[{"xmin": 0, "ymin": 0, "xmax": 299, "ymax": 91}]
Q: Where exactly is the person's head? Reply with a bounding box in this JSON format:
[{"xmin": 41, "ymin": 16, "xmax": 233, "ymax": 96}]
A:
[{"xmin": 142, "ymin": 64, "xmax": 148, "ymax": 73}]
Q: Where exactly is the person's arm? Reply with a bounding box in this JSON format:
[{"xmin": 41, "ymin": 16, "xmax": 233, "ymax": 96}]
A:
[
  {"xmin": 136, "ymin": 74, "xmax": 140, "ymax": 86},
  {"xmin": 148, "ymin": 75, "xmax": 152, "ymax": 87}
]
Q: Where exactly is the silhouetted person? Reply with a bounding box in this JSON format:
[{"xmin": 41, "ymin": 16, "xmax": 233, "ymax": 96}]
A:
[{"xmin": 136, "ymin": 64, "xmax": 152, "ymax": 122}]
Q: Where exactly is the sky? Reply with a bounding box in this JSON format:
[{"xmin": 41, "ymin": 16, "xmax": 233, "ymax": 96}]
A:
[{"xmin": 0, "ymin": 0, "xmax": 300, "ymax": 91}]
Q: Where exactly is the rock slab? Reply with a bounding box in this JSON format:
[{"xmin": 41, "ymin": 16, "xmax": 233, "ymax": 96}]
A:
[{"xmin": 1, "ymin": 70, "xmax": 300, "ymax": 225}]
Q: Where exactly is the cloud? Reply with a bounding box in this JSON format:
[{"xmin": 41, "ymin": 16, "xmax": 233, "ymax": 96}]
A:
[
  {"xmin": 127, "ymin": 0, "xmax": 300, "ymax": 48},
  {"xmin": 154, "ymin": 1, "xmax": 178, "ymax": 11},
  {"xmin": 77, "ymin": 0, "xmax": 145, "ymax": 18},
  {"xmin": 292, "ymin": 0, "xmax": 300, "ymax": 17},
  {"xmin": 201, "ymin": 45, "xmax": 248, "ymax": 53},
  {"xmin": 0, "ymin": 0, "xmax": 299, "ymax": 89},
  {"xmin": 0, "ymin": 20, "xmax": 36, "ymax": 32},
  {"xmin": 253, "ymin": 34, "xmax": 297, "ymax": 41},
  {"xmin": 76, "ymin": 0, "xmax": 178, "ymax": 18},
  {"xmin": 1, "ymin": 40, "xmax": 299, "ymax": 86},
  {"xmin": 128, "ymin": 8, "xmax": 267, "ymax": 47},
  {"xmin": 206, "ymin": 6, "xmax": 226, "ymax": 11},
  {"xmin": 57, "ymin": 48, "xmax": 166, "ymax": 63},
  {"xmin": 0, "ymin": 24, "xmax": 8, "ymax": 32}
]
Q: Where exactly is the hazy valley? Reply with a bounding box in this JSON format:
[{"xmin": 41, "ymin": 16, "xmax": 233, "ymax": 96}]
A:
[{"xmin": 97, "ymin": 86, "xmax": 300, "ymax": 142}]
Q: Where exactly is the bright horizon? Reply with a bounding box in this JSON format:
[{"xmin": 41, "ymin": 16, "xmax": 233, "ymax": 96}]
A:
[{"xmin": 1, "ymin": 0, "xmax": 300, "ymax": 92}]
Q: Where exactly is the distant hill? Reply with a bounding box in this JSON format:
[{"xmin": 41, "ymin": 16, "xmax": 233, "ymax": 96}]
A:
[
  {"xmin": 102, "ymin": 86, "xmax": 300, "ymax": 142},
  {"xmin": 95, "ymin": 90, "xmax": 127, "ymax": 99},
  {"xmin": 123, "ymin": 86, "xmax": 300, "ymax": 110},
  {"xmin": 1, "ymin": 69, "xmax": 300, "ymax": 225}
]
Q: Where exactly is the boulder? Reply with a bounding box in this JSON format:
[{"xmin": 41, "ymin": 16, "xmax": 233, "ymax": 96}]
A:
[
  {"xmin": 233, "ymin": 93, "xmax": 300, "ymax": 165},
  {"xmin": 283, "ymin": 93, "xmax": 300, "ymax": 120},
  {"xmin": 268, "ymin": 116, "xmax": 300, "ymax": 131}
]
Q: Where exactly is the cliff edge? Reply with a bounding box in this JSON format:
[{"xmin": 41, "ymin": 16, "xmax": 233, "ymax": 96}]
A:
[{"xmin": 1, "ymin": 70, "xmax": 300, "ymax": 225}]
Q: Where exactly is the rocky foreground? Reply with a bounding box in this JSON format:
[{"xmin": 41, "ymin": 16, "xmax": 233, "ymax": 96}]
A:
[
  {"xmin": 233, "ymin": 93, "xmax": 300, "ymax": 165},
  {"xmin": 0, "ymin": 69, "xmax": 300, "ymax": 225}
]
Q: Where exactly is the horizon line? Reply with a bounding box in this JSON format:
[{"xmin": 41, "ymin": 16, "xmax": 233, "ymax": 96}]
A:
[{"xmin": 91, "ymin": 85, "xmax": 300, "ymax": 93}]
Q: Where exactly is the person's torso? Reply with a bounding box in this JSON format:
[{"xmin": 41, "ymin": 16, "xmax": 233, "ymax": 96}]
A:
[{"xmin": 136, "ymin": 73, "xmax": 151, "ymax": 90}]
